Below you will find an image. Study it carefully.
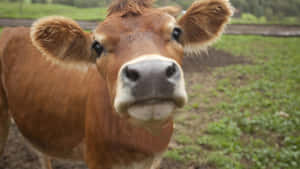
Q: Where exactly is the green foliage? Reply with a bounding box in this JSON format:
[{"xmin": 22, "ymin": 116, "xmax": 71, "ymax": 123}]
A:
[
  {"xmin": 231, "ymin": 0, "xmax": 300, "ymax": 19},
  {"xmin": 164, "ymin": 150, "xmax": 184, "ymax": 161},
  {"xmin": 164, "ymin": 35, "xmax": 300, "ymax": 169},
  {"xmin": 0, "ymin": 2, "xmax": 106, "ymax": 21},
  {"xmin": 176, "ymin": 134, "xmax": 193, "ymax": 144},
  {"xmin": 52, "ymin": 0, "xmax": 102, "ymax": 8},
  {"xmin": 204, "ymin": 35, "xmax": 300, "ymax": 169}
]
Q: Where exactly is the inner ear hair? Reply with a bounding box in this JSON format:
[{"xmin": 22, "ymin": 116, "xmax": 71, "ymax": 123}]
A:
[
  {"xmin": 31, "ymin": 16, "xmax": 94, "ymax": 62},
  {"xmin": 158, "ymin": 6, "xmax": 182, "ymax": 17},
  {"xmin": 178, "ymin": 0, "xmax": 233, "ymax": 54}
]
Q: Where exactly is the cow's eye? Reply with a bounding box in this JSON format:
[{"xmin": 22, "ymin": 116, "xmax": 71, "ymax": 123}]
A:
[
  {"xmin": 91, "ymin": 40, "xmax": 104, "ymax": 58},
  {"xmin": 172, "ymin": 27, "xmax": 182, "ymax": 42}
]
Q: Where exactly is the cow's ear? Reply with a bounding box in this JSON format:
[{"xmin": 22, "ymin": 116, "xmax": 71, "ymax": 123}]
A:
[
  {"xmin": 31, "ymin": 16, "xmax": 94, "ymax": 62},
  {"xmin": 158, "ymin": 6, "xmax": 182, "ymax": 17},
  {"xmin": 178, "ymin": 0, "xmax": 233, "ymax": 54}
]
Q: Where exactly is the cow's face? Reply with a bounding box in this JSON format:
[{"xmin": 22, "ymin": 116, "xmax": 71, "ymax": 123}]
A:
[
  {"xmin": 31, "ymin": 0, "xmax": 232, "ymax": 126},
  {"xmin": 94, "ymin": 9, "xmax": 187, "ymax": 124}
]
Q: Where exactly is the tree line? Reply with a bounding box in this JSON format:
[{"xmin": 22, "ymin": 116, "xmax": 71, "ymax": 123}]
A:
[{"xmin": 3, "ymin": 0, "xmax": 300, "ymax": 19}]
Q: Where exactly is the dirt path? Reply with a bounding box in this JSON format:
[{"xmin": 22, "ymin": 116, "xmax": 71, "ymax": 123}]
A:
[
  {"xmin": 1, "ymin": 18, "xmax": 300, "ymax": 36},
  {"xmin": 0, "ymin": 48, "xmax": 249, "ymax": 169}
]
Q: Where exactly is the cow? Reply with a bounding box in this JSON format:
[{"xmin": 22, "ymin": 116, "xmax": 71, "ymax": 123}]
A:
[{"xmin": 0, "ymin": 0, "xmax": 233, "ymax": 168}]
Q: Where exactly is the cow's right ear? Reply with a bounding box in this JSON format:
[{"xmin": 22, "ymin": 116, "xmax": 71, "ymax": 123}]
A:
[{"xmin": 31, "ymin": 16, "xmax": 94, "ymax": 62}]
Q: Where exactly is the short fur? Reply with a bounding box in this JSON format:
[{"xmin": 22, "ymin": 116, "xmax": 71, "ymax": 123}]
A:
[
  {"xmin": 178, "ymin": 0, "xmax": 233, "ymax": 54},
  {"xmin": 0, "ymin": 0, "xmax": 232, "ymax": 168},
  {"xmin": 31, "ymin": 16, "xmax": 94, "ymax": 62},
  {"xmin": 108, "ymin": 0, "xmax": 154, "ymax": 16},
  {"xmin": 158, "ymin": 6, "xmax": 182, "ymax": 17}
]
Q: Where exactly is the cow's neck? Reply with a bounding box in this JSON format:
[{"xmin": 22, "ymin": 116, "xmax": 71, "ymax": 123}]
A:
[{"xmin": 85, "ymin": 76, "xmax": 173, "ymax": 166}]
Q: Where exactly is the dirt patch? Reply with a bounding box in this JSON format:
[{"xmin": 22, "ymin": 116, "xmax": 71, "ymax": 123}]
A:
[
  {"xmin": 1, "ymin": 125, "xmax": 185, "ymax": 169},
  {"xmin": 183, "ymin": 48, "xmax": 250, "ymax": 72},
  {"xmin": 1, "ymin": 19, "xmax": 300, "ymax": 36},
  {"xmin": 0, "ymin": 124, "xmax": 88, "ymax": 169}
]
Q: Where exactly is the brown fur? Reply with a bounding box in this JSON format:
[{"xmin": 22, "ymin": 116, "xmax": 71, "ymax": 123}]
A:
[
  {"xmin": 0, "ymin": 0, "xmax": 232, "ymax": 168},
  {"xmin": 108, "ymin": 0, "xmax": 154, "ymax": 16},
  {"xmin": 31, "ymin": 16, "xmax": 95, "ymax": 62},
  {"xmin": 158, "ymin": 6, "xmax": 182, "ymax": 17},
  {"xmin": 178, "ymin": 0, "xmax": 233, "ymax": 53}
]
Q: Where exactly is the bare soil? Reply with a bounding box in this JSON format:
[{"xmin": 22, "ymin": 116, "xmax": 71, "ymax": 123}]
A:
[
  {"xmin": 0, "ymin": 18, "xmax": 300, "ymax": 36},
  {"xmin": 183, "ymin": 48, "xmax": 250, "ymax": 72},
  {"xmin": 0, "ymin": 48, "xmax": 249, "ymax": 169}
]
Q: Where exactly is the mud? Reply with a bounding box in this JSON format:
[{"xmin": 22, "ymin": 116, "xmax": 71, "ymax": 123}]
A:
[{"xmin": 183, "ymin": 48, "xmax": 250, "ymax": 72}]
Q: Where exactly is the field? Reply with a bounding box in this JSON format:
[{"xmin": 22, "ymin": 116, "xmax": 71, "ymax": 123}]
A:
[
  {"xmin": 0, "ymin": 2, "xmax": 106, "ymax": 21},
  {"xmin": 168, "ymin": 35, "xmax": 300, "ymax": 169},
  {"xmin": 231, "ymin": 13, "xmax": 300, "ymax": 25},
  {"xmin": 0, "ymin": 30, "xmax": 299, "ymax": 168},
  {"xmin": 0, "ymin": 2, "xmax": 299, "ymax": 26}
]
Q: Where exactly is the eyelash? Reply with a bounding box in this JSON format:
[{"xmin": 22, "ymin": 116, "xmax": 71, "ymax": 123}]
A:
[
  {"xmin": 172, "ymin": 27, "xmax": 182, "ymax": 42},
  {"xmin": 91, "ymin": 40, "xmax": 104, "ymax": 58}
]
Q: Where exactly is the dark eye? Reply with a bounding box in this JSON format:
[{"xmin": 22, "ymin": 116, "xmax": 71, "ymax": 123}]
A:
[
  {"xmin": 91, "ymin": 40, "xmax": 104, "ymax": 58},
  {"xmin": 172, "ymin": 27, "xmax": 182, "ymax": 42}
]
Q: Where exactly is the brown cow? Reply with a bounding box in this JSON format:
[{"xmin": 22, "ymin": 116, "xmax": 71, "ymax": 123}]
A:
[{"xmin": 0, "ymin": 0, "xmax": 233, "ymax": 168}]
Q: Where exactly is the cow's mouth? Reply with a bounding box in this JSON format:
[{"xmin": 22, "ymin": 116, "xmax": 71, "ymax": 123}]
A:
[
  {"xmin": 127, "ymin": 99, "xmax": 176, "ymax": 122},
  {"xmin": 115, "ymin": 95, "xmax": 186, "ymax": 122}
]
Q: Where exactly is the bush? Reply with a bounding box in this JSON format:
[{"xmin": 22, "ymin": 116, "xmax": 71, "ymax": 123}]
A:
[
  {"xmin": 53, "ymin": 0, "xmax": 74, "ymax": 6},
  {"xmin": 241, "ymin": 13, "xmax": 258, "ymax": 22},
  {"xmin": 73, "ymin": 0, "xmax": 100, "ymax": 8}
]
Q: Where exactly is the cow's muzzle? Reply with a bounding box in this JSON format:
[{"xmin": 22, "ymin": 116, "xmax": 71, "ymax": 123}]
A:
[{"xmin": 114, "ymin": 55, "xmax": 187, "ymax": 122}]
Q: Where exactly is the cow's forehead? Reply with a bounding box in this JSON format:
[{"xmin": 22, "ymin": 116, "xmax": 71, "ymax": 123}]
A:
[{"xmin": 94, "ymin": 10, "xmax": 176, "ymax": 37}]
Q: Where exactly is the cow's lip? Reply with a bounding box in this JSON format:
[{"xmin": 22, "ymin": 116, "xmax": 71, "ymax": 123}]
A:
[
  {"xmin": 115, "ymin": 97, "xmax": 186, "ymax": 118},
  {"xmin": 124, "ymin": 99, "xmax": 176, "ymax": 121}
]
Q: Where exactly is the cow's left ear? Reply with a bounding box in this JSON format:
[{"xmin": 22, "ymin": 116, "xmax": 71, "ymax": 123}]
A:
[{"xmin": 178, "ymin": 0, "xmax": 233, "ymax": 54}]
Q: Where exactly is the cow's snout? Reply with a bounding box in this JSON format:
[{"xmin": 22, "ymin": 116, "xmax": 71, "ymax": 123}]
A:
[
  {"xmin": 122, "ymin": 60, "xmax": 180, "ymax": 99},
  {"xmin": 114, "ymin": 55, "xmax": 188, "ymax": 122},
  {"xmin": 123, "ymin": 61, "xmax": 179, "ymax": 83}
]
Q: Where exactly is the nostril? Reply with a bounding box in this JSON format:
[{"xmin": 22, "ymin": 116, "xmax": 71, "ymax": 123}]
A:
[
  {"xmin": 166, "ymin": 63, "xmax": 177, "ymax": 78},
  {"xmin": 124, "ymin": 66, "xmax": 140, "ymax": 82}
]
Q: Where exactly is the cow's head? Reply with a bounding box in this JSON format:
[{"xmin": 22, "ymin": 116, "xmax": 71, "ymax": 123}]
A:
[{"xmin": 31, "ymin": 0, "xmax": 232, "ymax": 126}]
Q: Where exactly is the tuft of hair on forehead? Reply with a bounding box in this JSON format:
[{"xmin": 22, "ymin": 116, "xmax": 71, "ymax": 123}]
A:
[{"xmin": 108, "ymin": 0, "xmax": 154, "ymax": 16}]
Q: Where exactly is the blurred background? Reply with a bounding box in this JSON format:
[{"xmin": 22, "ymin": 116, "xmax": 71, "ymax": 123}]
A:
[
  {"xmin": 0, "ymin": 0, "xmax": 300, "ymax": 24},
  {"xmin": 0, "ymin": 1, "xmax": 299, "ymax": 169}
]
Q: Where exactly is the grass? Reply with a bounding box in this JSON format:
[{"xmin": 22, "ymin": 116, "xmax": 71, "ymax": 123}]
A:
[
  {"xmin": 164, "ymin": 35, "xmax": 300, "ymax": 169},
  {"xmin": 0, "ymin": 2, "xmax": 106, "ymax": 21},
  {"xmin": 230, "ymin": 13, "xmax": 300, "ymax": 25},
  {"xmin": 231, "ymin": 16, "xmax": 300, "ymax": 25},
  {"xmin": 1, "ymin": 24, "xmax": 299, "ymax": 169},
  {"xmin": 1, "ymin": 2, "xmax": 299, "ymax": 26}
]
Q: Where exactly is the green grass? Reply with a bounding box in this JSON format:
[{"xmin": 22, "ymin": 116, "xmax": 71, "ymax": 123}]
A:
[
  {"xmin": 164, "ymin": 36, "xmax": 300, "ymax": 169},
  {"xmin": 230, "ymin": 13, "xmax": 300, "ymax": 25},
  {"xmin": 208, "ymin": 36, "xmax": 300, "ymax": 169},
  {"xmin": 231, "ymin": 17, "xmax": 300, "ymax": 25},
  {"xmin": 0, "ymin": 2, "xmax": 106, "ymax": 21},
  {"xmin": 1, "ymin": 18, "xmax": 299, "ymax": 169}
]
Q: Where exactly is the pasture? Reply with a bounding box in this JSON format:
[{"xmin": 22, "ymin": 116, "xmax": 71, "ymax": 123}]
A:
[
  {"xmin": 0, "ymin": 2, "xmax": 299, "ymax": 25},
  {"xmin": 0, "ymin": 25, "xmax": 299, "ymax": 169},
  {"xmin": 0, "ymin": 2, "xmax": 106, "ymax": 21}
]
